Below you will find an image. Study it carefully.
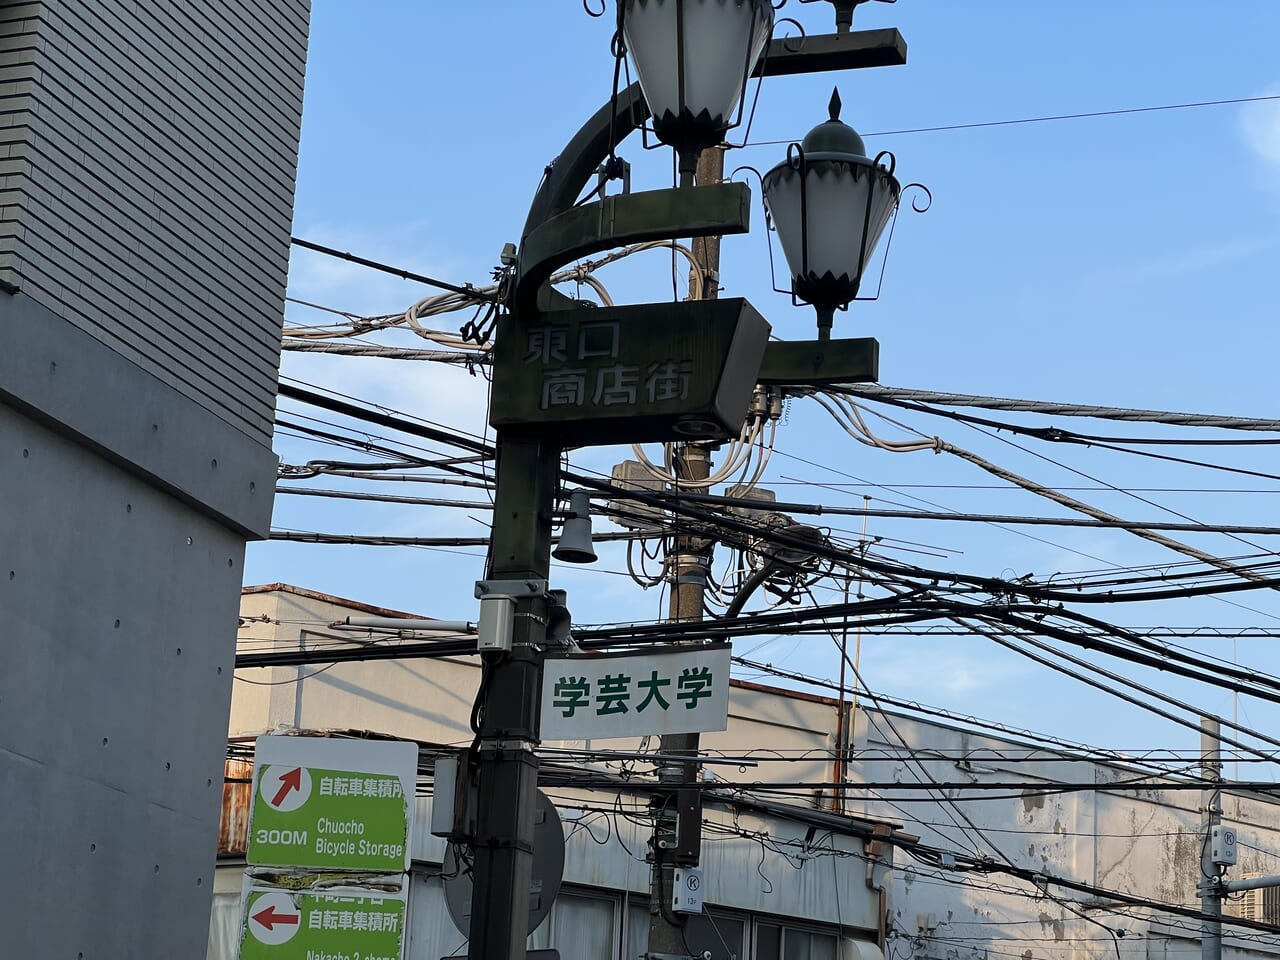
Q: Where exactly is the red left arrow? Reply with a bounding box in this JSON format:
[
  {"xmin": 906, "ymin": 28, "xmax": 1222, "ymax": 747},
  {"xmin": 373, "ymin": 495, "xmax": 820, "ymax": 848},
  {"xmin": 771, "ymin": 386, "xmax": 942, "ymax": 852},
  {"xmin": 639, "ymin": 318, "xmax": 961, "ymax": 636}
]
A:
[
  {"xmin": 271, "ymin": 767, "xmax": 303, "ymax": 807},
  {"xmin": 253, "ymin": 905, "xmax": 300, "ymax": 931}
]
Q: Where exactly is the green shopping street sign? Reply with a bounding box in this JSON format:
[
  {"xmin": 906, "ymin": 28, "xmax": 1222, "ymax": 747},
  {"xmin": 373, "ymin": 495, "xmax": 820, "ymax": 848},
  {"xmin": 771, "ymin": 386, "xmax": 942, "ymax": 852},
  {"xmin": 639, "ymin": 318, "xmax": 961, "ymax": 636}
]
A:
[
  {"xmin": 247, "ymin": 737, "xmax": 417, "ymax": 873},
  {"xmin": 239, "ymin": 887, "xmax": 406, "ymax": 960},
  {"xmin": 489, "ymin": 298, "xmax": 770, "ymax": 444}
]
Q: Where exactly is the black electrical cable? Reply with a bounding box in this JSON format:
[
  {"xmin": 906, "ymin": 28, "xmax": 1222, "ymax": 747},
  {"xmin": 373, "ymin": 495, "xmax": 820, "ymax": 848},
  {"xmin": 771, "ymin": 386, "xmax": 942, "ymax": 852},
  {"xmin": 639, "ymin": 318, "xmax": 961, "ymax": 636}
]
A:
[
  {"xmin": 954, "ymin": 613, "xmax": 1280, "ymax": 763},
  {"xmin": 277, "ymin": 380, "xmax": 1280, "ymax": 607},
  {"xmin": 834, "ymin": 385, "xmax": 1280, "ymax": 447},
  {"xmin": 566, "ymin": 469, "xmax": 1280, "ymax": 605},
  {"xmin": 290, "ymin": 237, "xmax": 500, "ymax": 302},
  {"xmin": 745, "ymin": 94, "xmax": 1280, "ymax": 146}
]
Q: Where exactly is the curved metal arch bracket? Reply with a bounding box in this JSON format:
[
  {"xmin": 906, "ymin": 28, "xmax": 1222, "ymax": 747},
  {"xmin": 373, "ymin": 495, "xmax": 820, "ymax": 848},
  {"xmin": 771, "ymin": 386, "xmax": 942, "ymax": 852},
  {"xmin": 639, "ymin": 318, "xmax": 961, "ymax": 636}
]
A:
[
  {"xmin": 520, "ymin": 82, "xmax": 651, "ymax": 245},
  {"xmin": 516, "ymin": 183, "xmax": 752, "ymax": 319}
]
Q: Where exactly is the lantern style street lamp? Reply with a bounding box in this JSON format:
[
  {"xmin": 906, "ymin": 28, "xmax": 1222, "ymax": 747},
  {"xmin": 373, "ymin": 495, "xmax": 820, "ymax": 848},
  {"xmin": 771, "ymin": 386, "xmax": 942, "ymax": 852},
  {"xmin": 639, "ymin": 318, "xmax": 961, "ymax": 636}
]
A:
[
  {"xmin": 622, "ymin": 0, "xmax": 774, "ymax": 183},
  {"xmin": 762, "ymin": 88, "xmax": 902, "ymax": 339}
]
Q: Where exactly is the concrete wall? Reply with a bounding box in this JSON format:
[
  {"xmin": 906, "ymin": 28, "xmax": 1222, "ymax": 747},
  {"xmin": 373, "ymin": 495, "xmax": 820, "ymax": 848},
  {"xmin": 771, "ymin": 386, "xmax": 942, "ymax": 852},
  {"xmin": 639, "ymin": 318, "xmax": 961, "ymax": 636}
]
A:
[
  {"xmin": 1, "ymin": 402, "xmax": 246, "ymax": 957},
  {"xmin": 0, "ymin": 0, "xmax": 306, "ymax": 443},
  {"xmin": 0, "ymin": 2, "xmax": 308, "ymax": 956},
  {"xmin": 846, "ymin": 710, "xmax": 1280, "ymax": 960}
]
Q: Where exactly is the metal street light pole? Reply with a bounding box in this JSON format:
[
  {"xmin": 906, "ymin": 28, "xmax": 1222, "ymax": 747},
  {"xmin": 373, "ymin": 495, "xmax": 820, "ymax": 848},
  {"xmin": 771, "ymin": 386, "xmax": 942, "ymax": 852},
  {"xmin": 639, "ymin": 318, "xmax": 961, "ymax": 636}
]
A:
[
  {"xmin": 467, "ymin": 438, "xmax": 559, "ymax": 960},
  {"xmin": 465, "ymin": 23, "xmax": 908, "ymax": 960}
]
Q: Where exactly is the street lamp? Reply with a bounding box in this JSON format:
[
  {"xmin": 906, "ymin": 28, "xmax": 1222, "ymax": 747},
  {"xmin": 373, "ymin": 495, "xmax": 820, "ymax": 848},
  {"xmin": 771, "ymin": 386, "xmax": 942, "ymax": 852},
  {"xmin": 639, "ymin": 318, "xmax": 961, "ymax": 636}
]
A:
[
  {"xmin": 622, "ymin": 0, "xmax": 774, "ymax": 183},
  {"xmin": 762, "ymin": 88, "xmax": 902, "ymax": 339}
]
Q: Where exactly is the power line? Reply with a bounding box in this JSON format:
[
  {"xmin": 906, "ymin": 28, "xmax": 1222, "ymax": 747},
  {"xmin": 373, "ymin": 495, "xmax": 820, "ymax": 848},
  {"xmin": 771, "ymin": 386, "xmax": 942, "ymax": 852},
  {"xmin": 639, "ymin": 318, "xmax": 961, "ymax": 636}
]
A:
[
  {"xmin": 282, "ymin": 340, "xmax": 489, "ymax": 364},
  {"xmin": 768, "ymin": 481, "xmax": 1280, "ymax": 494},
  {"xmin": 594, "ymin": 484, "xmax": 1280, "ymax": 537},
  {"xmin": 564, "ymin": 773, "xmax": 1280, "ymax": 797},
  {"xmin": 277, "ymin": 381, "xmax": 491, "ymax": 455},
  {"xmin": 834, "ymin": 386, "xmax": 1280, "ymax": 453},
  {"xmin": 279, "ymin": 376, "xmax": 495, "ymax": 455},
  {"xmin": 270, "ymin": 530, "xmax": 494, "ymax": 547},
  {"xmin": 268, "ymin": 528, "xmax": 645, "ymax": 547},
  {"xmin": 276, "ymin": 487, "xmax": 495, "ymax": 509},
  {"xmin": 274, "ymin": 379, "xmax": 1280, "ymax": 607},
  {"xmin": 290, "ymin": 236, "xmax": 499, "ymax": 302},
  {"xmin": 729, "ymin": 655, "xmax": 1280, "ymax": 770},
  {"xmin": 845, "ymin": 385, "xmax": 1280, "ymax": 432},
  {"xmin": 745, "ymin": 94, "xmax": 1280, "ymax": 146}
]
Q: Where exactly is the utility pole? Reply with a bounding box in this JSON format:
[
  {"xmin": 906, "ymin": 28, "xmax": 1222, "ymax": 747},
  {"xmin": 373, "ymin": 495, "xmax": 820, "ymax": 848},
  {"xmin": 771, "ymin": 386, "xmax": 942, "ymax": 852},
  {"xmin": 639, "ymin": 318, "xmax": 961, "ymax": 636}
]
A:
[
  {"xmin": 1201, "ymin": 716, "xmax": 1223, "ymax": 960},
  {"xmin": 648, "ymin": 146, "xmax": 724, "ymax": 956},
  {"xmin": 466, "ymin": 438, "xmax": 559, "ymax": 960},
  {"xmin": 1195, "ymin": 716, "xmax": 1280, "ymax": 953}
]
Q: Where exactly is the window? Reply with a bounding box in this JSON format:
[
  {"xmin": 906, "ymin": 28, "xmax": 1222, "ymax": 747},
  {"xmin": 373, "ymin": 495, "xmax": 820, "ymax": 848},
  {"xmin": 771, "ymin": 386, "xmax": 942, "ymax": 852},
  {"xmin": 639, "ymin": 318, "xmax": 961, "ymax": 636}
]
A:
[
  {"xmin": 531, "ymin": 889, "xmax": 618, "ymax": 960},
  {"xmin": 755, "ymin": 920, "xmax": 840, "ymax": 960}
]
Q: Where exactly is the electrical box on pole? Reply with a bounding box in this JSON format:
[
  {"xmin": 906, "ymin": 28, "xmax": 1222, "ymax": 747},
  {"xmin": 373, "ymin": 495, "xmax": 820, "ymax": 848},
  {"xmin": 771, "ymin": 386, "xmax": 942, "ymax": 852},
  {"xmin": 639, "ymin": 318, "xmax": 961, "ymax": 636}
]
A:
[
  {"xmin": 671, "ymin": 867, "xmax": 705, "ymax": 915},
  {"xmin": 1211, "ymin": 826, "xmax": 1238, "ymax": 866}
]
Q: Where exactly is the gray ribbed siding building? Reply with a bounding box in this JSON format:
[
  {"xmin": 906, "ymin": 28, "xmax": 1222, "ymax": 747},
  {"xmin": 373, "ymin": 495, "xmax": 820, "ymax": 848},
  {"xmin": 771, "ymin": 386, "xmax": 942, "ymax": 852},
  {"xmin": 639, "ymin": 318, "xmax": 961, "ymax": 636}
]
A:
[{"xmin": 0, "ymin": 2, "xmax": 308, "ymax": 956}]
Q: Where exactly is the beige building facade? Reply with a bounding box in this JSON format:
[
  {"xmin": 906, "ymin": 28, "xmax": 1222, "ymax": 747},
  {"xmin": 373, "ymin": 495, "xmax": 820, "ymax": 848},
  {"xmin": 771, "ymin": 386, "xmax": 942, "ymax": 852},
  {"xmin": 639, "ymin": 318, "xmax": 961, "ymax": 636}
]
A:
[{"xmin": 218, "ymin": 585, "xmax": 1280, "ymax": 960}]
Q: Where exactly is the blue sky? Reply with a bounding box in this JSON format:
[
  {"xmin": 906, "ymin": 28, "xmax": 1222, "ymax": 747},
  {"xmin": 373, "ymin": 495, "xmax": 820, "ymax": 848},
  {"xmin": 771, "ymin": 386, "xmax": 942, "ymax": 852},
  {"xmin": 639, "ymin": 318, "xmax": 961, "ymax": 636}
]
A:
[{"xmin": 248, "ymin": 2, "xmax": 1280, "ymax": 757}]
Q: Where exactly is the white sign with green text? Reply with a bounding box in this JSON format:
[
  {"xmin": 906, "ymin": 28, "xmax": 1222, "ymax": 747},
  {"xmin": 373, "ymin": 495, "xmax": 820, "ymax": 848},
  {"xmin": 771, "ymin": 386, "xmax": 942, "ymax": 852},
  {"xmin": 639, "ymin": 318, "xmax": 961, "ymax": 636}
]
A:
[
  {"xmin": 247, "ymin": 736, "xmax": 417, "ymax": 873},
  {"xmin": 541, "ymin": 644, "xmax": 731, "ymax": 740}
]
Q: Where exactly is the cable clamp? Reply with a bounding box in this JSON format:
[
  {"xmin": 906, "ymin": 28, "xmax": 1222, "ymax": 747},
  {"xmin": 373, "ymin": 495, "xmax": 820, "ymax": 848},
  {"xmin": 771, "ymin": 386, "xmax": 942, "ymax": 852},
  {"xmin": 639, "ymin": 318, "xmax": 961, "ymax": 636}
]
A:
[
  {"xmin": 475, "ymin": 579, "xmax": 547, "ymax": 599},
  {"xmin": 478, "ymin": 737, "xmax": 537, "ymax": 755}
]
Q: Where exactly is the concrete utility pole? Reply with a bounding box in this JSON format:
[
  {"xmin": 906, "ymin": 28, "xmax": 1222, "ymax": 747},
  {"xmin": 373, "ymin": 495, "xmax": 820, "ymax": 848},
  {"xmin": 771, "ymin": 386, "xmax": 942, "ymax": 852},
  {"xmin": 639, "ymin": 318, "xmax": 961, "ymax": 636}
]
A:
[
  {"xmin": 1201, "ymin": 716, "xmax": 1223, "ymax": 960},
  {"xmin": 1196, "ymin": 716, "xmax": 1280, "ymax": 952},
  {"xmin": 648, "ymin": 441, "xmax": 713, "ymax": 954},
  {"xmin": 648, "ymin": 146, "xmax": 724, "ymax": 956}
]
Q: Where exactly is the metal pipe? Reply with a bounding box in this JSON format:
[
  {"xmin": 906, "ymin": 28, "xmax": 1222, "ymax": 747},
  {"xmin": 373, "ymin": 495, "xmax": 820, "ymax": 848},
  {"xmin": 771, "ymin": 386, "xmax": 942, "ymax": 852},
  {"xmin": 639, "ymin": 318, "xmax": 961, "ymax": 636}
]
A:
[
  {"xmin": 335, "ymin": 617, "xmax": 476, "ymax": 634},
  {"xmin": 1222, "ymin": 874, "xmax": 1280, "ymax": 893}
]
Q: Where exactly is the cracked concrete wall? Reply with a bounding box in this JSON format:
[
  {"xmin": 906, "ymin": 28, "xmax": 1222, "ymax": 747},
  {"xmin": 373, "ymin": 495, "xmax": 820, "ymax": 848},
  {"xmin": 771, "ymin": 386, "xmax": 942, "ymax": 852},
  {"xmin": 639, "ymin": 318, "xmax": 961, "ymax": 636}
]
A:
[{"xmin": 849, "ymin": 710, "xmax": 1280, "ymax": 960}]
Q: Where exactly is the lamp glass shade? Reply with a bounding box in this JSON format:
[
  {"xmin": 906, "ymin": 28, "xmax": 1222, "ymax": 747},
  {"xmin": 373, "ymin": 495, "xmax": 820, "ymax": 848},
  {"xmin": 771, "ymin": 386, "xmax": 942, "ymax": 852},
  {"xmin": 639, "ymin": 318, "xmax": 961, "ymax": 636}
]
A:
[
  {"xmin": 623, "ymin": 0, "xmax": 773, "ymax": 154},
  {"xmin": 763, "ymin": 157, "xmax": 900, "ymax": 307}
]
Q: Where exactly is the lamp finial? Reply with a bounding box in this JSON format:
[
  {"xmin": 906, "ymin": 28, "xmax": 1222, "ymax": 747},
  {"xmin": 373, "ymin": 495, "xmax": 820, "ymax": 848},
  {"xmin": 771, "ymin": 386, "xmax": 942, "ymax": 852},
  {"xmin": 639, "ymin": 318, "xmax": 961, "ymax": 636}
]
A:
[{"xmin": 828, "ymin": 88, "xmax": 842, "ymax": 123}]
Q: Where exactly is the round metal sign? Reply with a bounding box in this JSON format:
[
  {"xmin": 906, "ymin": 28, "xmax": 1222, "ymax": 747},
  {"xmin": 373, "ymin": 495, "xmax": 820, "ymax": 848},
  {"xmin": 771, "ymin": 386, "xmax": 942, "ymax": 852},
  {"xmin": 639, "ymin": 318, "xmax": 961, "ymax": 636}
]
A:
[{"xmin": 442, "ymin": 789, "xmax": 566, "ymax": 936}]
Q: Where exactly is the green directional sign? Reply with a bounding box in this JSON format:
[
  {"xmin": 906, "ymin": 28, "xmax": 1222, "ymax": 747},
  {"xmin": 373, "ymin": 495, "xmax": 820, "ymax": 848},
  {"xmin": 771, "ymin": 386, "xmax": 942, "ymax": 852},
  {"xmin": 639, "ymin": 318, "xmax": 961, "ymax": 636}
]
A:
[
  {"xmin": 239, "ymin": 887, "xmax": 406, "ymax": 960},
  {"xmin": 247, "ymin": 737, "xmax": 417, "ymax": 873}
]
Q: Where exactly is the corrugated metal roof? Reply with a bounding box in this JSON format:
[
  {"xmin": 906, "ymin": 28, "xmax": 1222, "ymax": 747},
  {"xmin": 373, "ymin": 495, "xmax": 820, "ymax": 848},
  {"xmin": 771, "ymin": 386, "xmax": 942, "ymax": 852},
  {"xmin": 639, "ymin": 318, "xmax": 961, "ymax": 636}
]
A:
[{"xmin": 219, "ymin": 758, "xmax": 253, "ymax": 856}]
